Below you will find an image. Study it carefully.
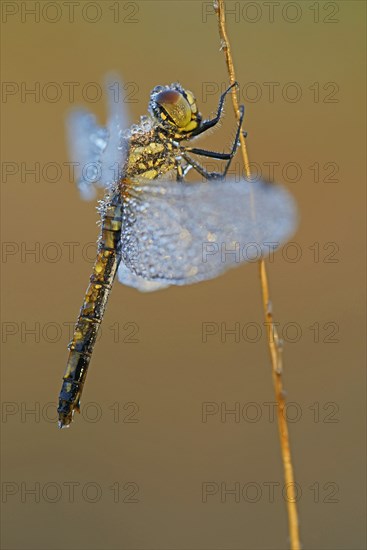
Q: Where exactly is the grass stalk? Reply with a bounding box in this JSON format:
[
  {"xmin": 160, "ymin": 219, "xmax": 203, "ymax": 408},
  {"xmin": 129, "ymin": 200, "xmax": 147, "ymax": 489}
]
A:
[{"xmin": 214, "ymin": 2, "xmax": 301, "ymax": 548}]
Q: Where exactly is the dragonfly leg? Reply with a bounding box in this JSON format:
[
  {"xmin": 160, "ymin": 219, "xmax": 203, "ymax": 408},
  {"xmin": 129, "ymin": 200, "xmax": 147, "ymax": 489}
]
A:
[
  {"xmin": 181, "ymin": 154, "xmax": 224, "ymax": 180},
  {"xmin": 181, "ymin": 105, "xmax": 244, "ymax": 180},
  {"xmin": 188, "ymin": 82, "xmax": 239, "ymax": 138},
  {"xmin": 57, "ymin": 189, "xmax": 123, "ymax": 428},
  {"xmin": 175, "ymin": 159, "xmax": 193, "ymax": 182}
]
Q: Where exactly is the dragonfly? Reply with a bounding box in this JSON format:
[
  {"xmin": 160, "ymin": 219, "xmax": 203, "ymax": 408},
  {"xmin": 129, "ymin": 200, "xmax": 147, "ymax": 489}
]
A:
[{"xmin": 57, "ymin": 76, "xmax": 297, "ymax": 428}]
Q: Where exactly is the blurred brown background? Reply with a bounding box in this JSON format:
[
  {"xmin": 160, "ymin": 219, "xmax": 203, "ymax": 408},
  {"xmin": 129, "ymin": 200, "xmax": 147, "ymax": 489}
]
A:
[{"xmin": 1, "ymin": 1, "xmax": 365, "ymax": 549}]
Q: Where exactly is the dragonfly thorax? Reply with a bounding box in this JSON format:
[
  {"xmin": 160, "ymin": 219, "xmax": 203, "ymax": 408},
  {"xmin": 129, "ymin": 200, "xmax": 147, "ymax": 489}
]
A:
[
  {"xmin": 124, "ymin": 123, "xmax": 179, "ymax": 180},
  {"xmin": 149, "ymin": 83, "xmax": 202, "ymax": 139}
]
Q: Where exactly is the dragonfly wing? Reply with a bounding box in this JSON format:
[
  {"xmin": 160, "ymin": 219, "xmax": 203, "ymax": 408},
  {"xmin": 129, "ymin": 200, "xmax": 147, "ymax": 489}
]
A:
[
  {"xmin": 66, "ymin": 75, "xmax": 129, "ymax": 200},
  {"xmin": 99, "ymin": 73, "xmax": 130, "ymax": 189},
  {"xmin": 119, "ymin": 177, "xmax": 298, "ymax": 288},
  {"xmin": 118, "ymin": 262, "xmax": 169, "ymax": 292}
]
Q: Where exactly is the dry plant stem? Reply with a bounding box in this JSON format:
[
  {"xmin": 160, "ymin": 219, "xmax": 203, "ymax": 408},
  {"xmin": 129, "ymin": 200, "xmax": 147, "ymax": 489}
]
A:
[{"xmin": 214, "ymin": 1, "xmax": 301, "ymax": 549}]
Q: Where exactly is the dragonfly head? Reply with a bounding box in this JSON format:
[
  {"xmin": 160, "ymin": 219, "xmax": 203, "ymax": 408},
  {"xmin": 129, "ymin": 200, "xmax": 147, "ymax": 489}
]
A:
[{"xmin": 149, "ymin": 83, "xmax": 202, "ymax": 139}]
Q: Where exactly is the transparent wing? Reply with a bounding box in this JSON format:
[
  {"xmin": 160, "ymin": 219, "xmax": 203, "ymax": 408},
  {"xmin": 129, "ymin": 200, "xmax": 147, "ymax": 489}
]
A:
[
  {"xmin": 118, "ymin": 262, "xmax": 169, "ymax": 292},
  {"xmin": 66, "ymin": 74, "xmax": 129, "ymax": 200},
  {"xmin": 118, "ymin": 177, "xmax": 298, "ymax": 290}
]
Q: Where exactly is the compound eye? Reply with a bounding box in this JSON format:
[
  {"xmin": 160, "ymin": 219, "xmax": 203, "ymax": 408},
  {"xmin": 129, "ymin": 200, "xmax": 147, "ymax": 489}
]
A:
[{"xmin": 154, "ymin": 90, "xmax": 192, "ymax": 128}]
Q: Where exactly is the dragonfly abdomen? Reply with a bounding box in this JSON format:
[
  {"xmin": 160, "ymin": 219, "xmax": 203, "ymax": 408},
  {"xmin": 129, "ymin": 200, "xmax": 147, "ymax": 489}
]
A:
[{"xmin": 58, "ymin": 190, "xmax": 124, "ymax": 428}]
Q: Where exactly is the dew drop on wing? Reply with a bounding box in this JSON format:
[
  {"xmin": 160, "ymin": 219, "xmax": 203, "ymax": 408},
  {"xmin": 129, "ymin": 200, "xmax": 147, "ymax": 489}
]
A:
[
  {"xmin": 117, "ymin": 177, "xmax": 298, "ymax": 290},
  {"xmin": 66, "ymin": 75, "xmax": 129, "ymax": 200}
]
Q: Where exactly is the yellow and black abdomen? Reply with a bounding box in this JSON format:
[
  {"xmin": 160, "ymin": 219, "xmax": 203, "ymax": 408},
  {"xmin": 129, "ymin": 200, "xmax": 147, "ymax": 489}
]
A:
[{"xmin": 57, "ymin": 191, "xmax": 124, "ymax": 427}]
